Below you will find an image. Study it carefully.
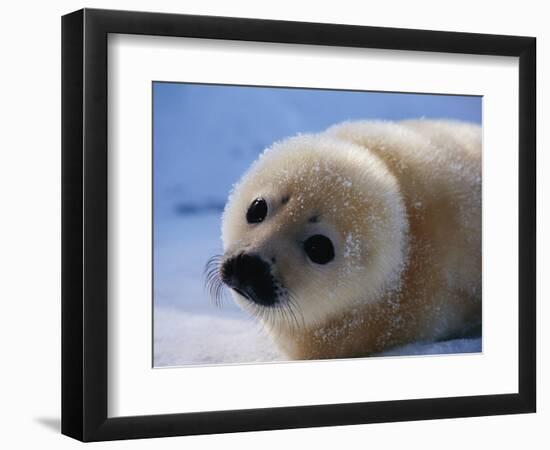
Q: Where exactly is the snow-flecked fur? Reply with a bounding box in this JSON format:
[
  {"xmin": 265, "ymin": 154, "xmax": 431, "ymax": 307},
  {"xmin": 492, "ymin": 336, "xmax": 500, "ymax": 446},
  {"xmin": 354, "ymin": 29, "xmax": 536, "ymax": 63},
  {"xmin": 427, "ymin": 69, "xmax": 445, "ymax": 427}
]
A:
[{"xmin": 222, "ymin": 120, "xmax": 481, "ymax": 359}]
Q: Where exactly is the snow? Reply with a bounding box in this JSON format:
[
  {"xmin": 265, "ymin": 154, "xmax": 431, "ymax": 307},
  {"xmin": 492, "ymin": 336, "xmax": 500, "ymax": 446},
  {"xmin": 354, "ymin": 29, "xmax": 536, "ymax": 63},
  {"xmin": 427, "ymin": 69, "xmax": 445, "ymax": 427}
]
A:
[
  {"xmin": 153, "ymin": 211, "xmax": 480, "ymax": 367},
  {"xmin": 153, "ymin": 83, "xmax": 482, "ymax": 367},
  {"xmin": 380, "ymin": 338, "xmax": 481, "ymax": 357},
  {"xmin": 154, "ymin": 305, "xmax": 281, "ymax": 367},
  {"xmin": 154, "ymin": 302, "xmax": 480, "ymax": 367}
]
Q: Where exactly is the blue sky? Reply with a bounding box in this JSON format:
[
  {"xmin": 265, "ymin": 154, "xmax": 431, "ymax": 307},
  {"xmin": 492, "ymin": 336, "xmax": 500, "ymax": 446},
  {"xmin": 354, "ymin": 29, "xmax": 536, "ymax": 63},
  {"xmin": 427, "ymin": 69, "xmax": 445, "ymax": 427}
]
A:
[{"xmin": 153, "ymin": 82, "xmax": 481, "ymax": 220}]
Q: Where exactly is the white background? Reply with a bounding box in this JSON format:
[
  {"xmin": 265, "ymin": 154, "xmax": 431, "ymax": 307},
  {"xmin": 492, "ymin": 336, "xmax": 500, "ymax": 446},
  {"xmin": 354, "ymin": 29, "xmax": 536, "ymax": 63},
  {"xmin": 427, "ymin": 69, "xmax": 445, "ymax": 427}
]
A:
[
  {"xmin": 0, "ymin": 0, "xmax": 546, "ymax": 448},
  {"xmin": 109, "ymin": 35, "xmax": 517, "ymax": 416}
]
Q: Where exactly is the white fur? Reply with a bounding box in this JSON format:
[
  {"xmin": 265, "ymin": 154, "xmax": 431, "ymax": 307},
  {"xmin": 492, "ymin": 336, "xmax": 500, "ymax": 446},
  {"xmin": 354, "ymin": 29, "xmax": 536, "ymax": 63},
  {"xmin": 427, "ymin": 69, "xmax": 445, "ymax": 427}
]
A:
[
  {"xmin": 221, "ymin": 119, "xmax": 481, "ymax": 357},
  {"xmin": 222, "ymin": 127, "xmax": 409, "ymax": 327}
]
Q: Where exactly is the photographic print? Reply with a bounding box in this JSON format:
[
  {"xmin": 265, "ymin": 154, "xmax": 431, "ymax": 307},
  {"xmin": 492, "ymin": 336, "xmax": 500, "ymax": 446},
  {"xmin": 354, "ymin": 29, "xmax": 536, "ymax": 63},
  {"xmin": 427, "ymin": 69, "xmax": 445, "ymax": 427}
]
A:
[
  {"xmin": 153, "ymin": 83, "xmax": 482, "ymax": 367},
  {"xmin": 62, "ymin": 10, "xmax": 536, "ymax": 440}
]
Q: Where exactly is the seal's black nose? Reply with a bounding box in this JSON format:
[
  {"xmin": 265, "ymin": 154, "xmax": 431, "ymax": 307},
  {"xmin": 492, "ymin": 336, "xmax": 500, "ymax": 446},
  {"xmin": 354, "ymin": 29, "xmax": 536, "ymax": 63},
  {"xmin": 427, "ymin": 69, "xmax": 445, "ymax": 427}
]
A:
[{"xmin": 221, "ymin": 253, "xmax": 277, "ymax": 306}]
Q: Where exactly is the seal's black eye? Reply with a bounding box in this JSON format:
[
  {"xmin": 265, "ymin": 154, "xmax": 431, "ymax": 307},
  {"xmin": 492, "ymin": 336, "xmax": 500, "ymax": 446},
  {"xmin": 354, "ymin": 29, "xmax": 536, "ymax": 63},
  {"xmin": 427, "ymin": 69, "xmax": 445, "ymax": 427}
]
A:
[
  {"xmin": 246, "ymin": 198, "xmax": 268, "ymax": 223},
  {"xmin": 304, "ymin": 234, "xmax": 334, "ymax": 264}
]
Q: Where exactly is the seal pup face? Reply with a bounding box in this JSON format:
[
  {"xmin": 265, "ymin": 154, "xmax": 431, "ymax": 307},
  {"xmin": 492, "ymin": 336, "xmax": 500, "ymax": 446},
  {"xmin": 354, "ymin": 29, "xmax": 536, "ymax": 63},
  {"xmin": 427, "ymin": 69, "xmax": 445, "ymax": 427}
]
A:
[{"xmin": 215, "ymin": 134, "xmax": 408, "ymax": 331}]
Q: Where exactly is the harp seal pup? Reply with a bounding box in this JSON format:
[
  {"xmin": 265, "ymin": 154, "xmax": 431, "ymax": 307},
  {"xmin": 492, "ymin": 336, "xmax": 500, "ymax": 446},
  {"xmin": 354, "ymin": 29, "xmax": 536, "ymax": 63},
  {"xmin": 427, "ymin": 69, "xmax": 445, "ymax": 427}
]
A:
[{"xmin": 215, "ymin": 119, "xmax": 481, "ymax": 360}]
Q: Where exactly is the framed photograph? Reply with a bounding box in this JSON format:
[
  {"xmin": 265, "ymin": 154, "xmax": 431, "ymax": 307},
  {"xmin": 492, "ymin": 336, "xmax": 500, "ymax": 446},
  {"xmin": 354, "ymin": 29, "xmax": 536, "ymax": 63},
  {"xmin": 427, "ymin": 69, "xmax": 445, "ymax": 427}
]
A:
[{"xmin": 61, "ymin": 8, "xmax": 536, "ymax": 442}]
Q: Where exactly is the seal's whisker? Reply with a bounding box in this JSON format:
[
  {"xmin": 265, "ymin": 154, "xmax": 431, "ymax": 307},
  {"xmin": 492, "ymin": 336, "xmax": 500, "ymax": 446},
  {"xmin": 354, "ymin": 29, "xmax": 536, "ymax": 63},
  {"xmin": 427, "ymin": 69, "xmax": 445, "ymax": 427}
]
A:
[
  {"xmin": 204, "ymin": 254, "xmax": 226, "ymax": 306},
  {"xmin": 285, "ymin": 287, "xmax": 306, "ymax": 328}
]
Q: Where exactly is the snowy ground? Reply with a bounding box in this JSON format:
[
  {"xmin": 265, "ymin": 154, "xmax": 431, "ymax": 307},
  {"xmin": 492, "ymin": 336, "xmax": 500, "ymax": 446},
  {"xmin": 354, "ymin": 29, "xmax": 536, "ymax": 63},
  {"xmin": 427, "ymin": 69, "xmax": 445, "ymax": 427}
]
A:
[
  {"xmin": 154, "ymin": 306, "xmax": 281, "ymax": 366},
  {"xmin": 153, "ymin": 84, "xmax": 482, "ymax": 367},
  {"xmin": 153, "ymin": 212, "xmax": 480, "ymax": 367},
  {"xmin": 153, "ymin": 211, "xmax": 280, "ymax": 367},
  {"xmin": 154, "ymin": 301, "xmax": 481, "ymax": 367}
]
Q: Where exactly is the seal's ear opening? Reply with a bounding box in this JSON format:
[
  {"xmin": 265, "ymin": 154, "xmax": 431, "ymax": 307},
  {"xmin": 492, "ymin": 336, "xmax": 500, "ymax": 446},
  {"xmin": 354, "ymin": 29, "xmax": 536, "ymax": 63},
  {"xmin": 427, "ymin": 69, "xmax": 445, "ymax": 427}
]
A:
[{"xmin": 221, "ymin": 253, "xmax": 277, "ymax": 306}]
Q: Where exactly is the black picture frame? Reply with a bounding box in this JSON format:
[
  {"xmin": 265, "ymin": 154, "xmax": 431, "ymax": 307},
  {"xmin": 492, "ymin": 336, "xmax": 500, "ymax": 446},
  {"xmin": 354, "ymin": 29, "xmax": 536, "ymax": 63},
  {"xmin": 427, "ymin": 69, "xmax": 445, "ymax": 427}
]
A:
[{"xmin": 61, "ymin": 8, "xmax": 536, "ymax": 442}]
